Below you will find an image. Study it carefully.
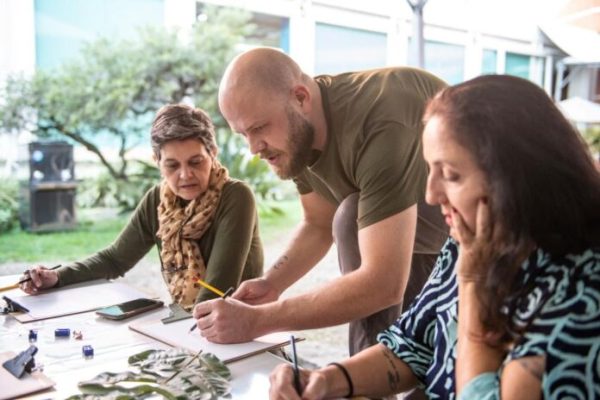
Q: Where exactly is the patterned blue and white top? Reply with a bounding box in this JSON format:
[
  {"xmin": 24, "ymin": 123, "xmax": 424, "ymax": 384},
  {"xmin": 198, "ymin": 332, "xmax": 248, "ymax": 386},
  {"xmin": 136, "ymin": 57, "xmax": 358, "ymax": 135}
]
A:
[{"xmin": 377, "ymin": 238, "xmax": 600, "ymax": 399}]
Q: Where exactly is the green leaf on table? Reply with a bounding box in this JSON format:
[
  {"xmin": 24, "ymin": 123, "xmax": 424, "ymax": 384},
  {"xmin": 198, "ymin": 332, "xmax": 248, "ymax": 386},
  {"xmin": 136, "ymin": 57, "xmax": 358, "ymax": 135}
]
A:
[{"xmin": 66, "ymin": 348, "xmax": 231, "ymax": 400}]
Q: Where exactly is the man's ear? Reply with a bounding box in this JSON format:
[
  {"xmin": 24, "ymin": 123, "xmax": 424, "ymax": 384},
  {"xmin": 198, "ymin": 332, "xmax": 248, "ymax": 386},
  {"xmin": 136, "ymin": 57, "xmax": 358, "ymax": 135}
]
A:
[{"xmin": 292, "ymin": 85, "xmax": 311, "ymax": 112}]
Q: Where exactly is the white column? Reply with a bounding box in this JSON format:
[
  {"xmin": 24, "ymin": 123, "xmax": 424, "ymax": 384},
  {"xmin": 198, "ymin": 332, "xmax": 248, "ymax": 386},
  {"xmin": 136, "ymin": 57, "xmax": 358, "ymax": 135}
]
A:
[
  {"xmin": 0, "ymin": 0, "xmax": 36, "ymax": 81},
  {"xmin": 289, "ymin": 0, "xmax": 315, "ymax": 75},
  {"xmin": 497, "ymin": 49, "xmax": 506, "ymax": 74},
  {"xmin": 386, "ymin": 8, "xmax": 407, "ymax": 66},
  {"xmin": 163, "ymin": 0, "xmax": 196, "ymax": 45},
  {"xmin": 464, "ymin": 31, "xmax": 482, "ymax": 80},
  {"xmin": 0, "ymin": 0, "xmax": 36, "ymax": 176},
  {"xmin": 543, "ymin": 55, "xmax": 553, "ymax": 95},
  {"xmin": 164, "ymin": 0, "xmax": 196, "ymax": 30}
]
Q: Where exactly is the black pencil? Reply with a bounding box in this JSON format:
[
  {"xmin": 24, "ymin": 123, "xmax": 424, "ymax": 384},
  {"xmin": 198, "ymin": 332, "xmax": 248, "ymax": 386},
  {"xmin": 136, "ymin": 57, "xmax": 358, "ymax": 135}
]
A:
[
  {"xmin": 290, "ymin": 334, "xmax": 301, "ymax": 394},
  {"xmin": 17, "ymin": 264, "xmax": 62, "ymax": 285}
]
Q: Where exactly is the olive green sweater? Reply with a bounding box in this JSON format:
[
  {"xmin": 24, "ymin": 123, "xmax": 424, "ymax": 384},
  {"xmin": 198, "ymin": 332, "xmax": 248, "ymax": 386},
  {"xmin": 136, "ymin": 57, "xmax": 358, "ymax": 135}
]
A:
[{"xmin": 57, "ymin": 179, "xmax": 263, "ymax": 303}]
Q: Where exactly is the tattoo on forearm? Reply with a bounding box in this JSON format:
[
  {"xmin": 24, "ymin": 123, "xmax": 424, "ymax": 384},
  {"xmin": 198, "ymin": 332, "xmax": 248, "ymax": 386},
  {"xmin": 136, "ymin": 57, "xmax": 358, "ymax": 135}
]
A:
[
  {"xmin": 518, "ymin": 356, "xmax": 545, "ymax": 381},
  {"xmin": 272, "ymin": 255, "xmax": 289, "ymax": 270},
  {"xmin": 382, "ymin": 347, "xmax": 402, "ymax": 392}
]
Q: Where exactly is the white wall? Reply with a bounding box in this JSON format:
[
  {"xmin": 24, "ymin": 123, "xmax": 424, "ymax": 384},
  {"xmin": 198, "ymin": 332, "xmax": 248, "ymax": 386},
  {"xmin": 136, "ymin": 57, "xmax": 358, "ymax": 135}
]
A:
[{"xmin": 0, "ymin": 0, "xmax": 36, "ymax": 82}]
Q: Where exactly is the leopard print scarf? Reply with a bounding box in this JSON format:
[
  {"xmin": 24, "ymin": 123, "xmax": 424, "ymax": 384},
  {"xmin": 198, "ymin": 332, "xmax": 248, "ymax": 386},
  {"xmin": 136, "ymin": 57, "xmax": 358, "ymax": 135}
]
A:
[{"xmin": 156, "ymin": 159, "xmax": 228, "ymax": 310}]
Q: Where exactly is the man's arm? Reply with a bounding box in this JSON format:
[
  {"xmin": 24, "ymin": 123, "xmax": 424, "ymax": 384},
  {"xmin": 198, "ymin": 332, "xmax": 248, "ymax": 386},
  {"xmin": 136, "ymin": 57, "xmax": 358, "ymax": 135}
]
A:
[
  {"xmin": 194, "ymin": 203, "xmax": 417, "ymax": 342},
  {"xmin": 263, "ymin": 192, "xmax": 337, "ymax": 292},
  {"xmin": 263, "ymin": 204, "xmax": 416, "ymax": 329},
  {"xmin": 230, "ymin": 192, "xmax": 337, "ymax": 305}
]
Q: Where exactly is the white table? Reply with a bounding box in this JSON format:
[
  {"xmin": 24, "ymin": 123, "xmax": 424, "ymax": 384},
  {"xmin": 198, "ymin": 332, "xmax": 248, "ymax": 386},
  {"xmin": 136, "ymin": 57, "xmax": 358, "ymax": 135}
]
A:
[{"xmin": 0, "ymin": 276, "xmax": 286, "ymax": 399}]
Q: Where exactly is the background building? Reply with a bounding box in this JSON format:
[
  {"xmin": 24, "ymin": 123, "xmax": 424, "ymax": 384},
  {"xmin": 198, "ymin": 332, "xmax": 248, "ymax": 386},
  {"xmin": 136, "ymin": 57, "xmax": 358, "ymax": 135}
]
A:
[{"xmin": 1, "ymin": 0, "xmax": 599, "ymax": 174}]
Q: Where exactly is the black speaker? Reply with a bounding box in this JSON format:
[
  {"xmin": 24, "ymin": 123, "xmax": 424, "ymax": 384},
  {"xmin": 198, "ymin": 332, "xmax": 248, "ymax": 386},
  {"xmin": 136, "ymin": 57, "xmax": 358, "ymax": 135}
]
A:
[
  {"xmin": 20, "ymin": 141, "xmax": 78, "ymax": 232},
  {"xmin": 28, "ymin": 141, "xmax": 74, "ymax": 183},
  {"xmin": 20, "ymin": 185, "xmax": 77, "ymax": 232}
]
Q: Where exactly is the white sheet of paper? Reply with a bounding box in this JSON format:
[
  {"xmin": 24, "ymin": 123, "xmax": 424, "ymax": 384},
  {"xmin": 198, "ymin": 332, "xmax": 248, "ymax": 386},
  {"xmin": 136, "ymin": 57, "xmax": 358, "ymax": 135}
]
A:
[
  {"xmin": 0, "ymin": 351, "xmax": 55, "ymax": 400},
  {"xmin": 3, "ymin": 280, "xmax": 155, "ymax": 321},
  {"xmin": 129, "ymin": 318, "xmax": 295, "ymax": 364}
]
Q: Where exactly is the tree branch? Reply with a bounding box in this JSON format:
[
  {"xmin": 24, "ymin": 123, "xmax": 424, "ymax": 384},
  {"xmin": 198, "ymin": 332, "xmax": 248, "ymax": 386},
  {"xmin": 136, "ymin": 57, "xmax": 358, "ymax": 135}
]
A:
[{"xmin": 39, "ymin": 118, "xmax": 126, "ymax": 181}]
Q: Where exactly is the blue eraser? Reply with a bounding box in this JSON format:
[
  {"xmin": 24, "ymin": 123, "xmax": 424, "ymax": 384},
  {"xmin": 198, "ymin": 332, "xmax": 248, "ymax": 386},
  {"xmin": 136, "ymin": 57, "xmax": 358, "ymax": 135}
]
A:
[
  {"xmin": 28, "ymin": 329, "xmax": 37, "ymax": 342},
  {"xmin": 54, "ymin": 328, "xmax": 70, "ymax": 337},
  {"xmin": 82, "ymin": 345, "xmax": 94, "ymax": 357}
]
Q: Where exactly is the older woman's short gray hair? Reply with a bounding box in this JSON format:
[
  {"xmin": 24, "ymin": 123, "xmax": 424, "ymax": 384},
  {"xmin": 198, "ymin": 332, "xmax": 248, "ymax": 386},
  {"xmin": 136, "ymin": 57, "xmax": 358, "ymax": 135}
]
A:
[{"xmin": 150, "ymin": 104, "xmax": 217, "ymax": 159}]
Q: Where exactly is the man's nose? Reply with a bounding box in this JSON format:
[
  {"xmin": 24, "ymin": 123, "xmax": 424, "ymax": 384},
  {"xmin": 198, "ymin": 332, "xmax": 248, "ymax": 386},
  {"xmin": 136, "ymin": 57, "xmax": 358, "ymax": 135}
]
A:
[{"xmin": 248, "ymin": 137, "xmax": 267, "ymax": 155}]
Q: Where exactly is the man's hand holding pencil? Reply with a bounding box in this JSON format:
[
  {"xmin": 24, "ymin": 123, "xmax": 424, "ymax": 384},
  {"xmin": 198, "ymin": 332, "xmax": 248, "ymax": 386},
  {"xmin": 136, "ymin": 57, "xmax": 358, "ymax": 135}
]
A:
[
  {"xmin": 189, "ymin": 278, "xmax": 234, "ymax": 333},
  {"xmin": 191, "ymin": 279, "xmax": 265, "ymax": 343}
]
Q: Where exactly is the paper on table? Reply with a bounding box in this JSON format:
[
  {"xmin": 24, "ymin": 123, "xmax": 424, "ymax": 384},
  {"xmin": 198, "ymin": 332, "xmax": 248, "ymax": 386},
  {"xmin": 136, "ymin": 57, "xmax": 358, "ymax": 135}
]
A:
[
  {"xmin": 129, "ymin": 318, "xmax": 298, "ymax": 364},
  {"xmin": 3, "ymin": 280, "xmax": 156, "ymax": 322},
  {"xmin": 0, "ymin": 351, "xmax": 55, "ymax": 400}
]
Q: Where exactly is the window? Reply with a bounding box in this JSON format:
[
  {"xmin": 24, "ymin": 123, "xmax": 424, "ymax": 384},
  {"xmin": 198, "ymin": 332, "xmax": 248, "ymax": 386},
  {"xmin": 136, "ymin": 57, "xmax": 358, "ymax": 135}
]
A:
[
  {"xmin": 35, "ymin": 0, "xmax": 163, "ymax": 69},
  {"xmin": 506, "ymin": 52, "xmax": 545, "ymax": 86},
  {"xmin": 245, "ymin": 12, "xmax": 289, "ymax": 52},
  {"xmin": 505, "ymin": 52, "xmax": 530, "ymax": 80},
  {"xmin": 424, "ymin": 40, "xmax": 465, "ymax": 84},
  {"xmin": 315, "ymin": 23, "xmax": 387, "ymax": 75},
  {"xmin": 482, "ymin": 49, "xmax": 497, "ymax": 74},
  {"xmin": 199, "ymin": 4, "xmax": 290, "ymax": 53}
]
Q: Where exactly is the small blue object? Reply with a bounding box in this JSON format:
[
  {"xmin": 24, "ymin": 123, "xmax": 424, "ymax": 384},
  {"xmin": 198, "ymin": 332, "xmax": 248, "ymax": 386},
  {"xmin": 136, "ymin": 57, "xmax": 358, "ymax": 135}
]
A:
[
  {"xmin": 54, "ymin": 328, "xmax": 70, "ymax": 337},
  {"xmin": 82, "ymin": 345, "xmax": 94, "ymax": 357},
  {"xmin": 28, "ymin": 329, "xmax": 37, "ymax": 342}
]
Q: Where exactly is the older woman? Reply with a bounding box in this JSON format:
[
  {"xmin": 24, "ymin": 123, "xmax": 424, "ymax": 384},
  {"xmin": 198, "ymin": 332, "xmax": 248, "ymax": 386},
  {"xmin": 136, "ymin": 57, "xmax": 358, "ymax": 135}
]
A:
[
  {"xmin": 21, "ymin": 104, "xmax": 263, "ymax": 310},
  {"xmin": 269, "ymin": 75, "xmax": 600, "ymax": 399}
]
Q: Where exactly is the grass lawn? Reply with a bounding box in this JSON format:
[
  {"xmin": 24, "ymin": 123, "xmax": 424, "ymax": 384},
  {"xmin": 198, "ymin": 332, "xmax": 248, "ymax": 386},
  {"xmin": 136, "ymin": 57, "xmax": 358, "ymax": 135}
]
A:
[{"xmin": 0, "ymin": 199, "xmax": 301, "ymax": 264}]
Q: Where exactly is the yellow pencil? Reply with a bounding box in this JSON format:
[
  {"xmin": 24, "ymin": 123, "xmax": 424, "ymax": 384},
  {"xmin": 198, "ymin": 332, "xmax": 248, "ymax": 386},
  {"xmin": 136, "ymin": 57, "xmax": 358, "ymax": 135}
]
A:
[
  {"xmin": 0, "ymin": 265, "xmax": 62, "ymax": 293},
  {"xmin": 0, "ymin": 283, "xmax": 20, "ymax": 293},
  {"xmin": 189, "ymin": 279, "xmax": 234, "ymax": 332},
  {"xmin": 195, "ymin": 278, "xmax": 225, "ymax": 297}
]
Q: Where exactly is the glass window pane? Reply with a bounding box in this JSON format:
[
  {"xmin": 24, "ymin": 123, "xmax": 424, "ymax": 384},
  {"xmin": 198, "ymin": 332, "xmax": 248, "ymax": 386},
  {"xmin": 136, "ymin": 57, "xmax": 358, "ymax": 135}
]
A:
[
  {"xmin": 482, "ymin": 49, "xmax": 497, "ymax": 74},
  {"xmin": 35, "ymin": 0, "xmax": 163, "ymax": 69},
  {"xmin": 505, "ymin": 52, "xmax": 530, "ymax": 80},
  {"xmin": 315, "ymin": 23, "xmax": 387, "ymax": 75},
  {"xmin": 424, "ymin": 40, "xmax": 465, "ymax": 84},
  {"xmin": 245, "ymin": 12, "xmax": 290, "ymax": 52}
]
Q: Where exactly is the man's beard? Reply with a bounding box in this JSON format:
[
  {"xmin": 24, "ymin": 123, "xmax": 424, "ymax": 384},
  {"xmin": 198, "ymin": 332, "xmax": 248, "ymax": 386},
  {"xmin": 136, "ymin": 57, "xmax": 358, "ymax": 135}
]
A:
[{"xmin": 276, "ymin": 108, "xmax": 315, "ymax": 180}]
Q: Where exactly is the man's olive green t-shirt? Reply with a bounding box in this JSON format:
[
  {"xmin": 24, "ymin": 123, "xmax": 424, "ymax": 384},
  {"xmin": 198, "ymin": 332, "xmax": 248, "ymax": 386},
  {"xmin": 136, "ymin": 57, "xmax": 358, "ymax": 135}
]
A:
[
  {"xmin": 293, "ymin": 67, "xmax": 448, "ymax": 254},
  {"xmin": 57, "ymin": 179, "xmax": 263, "ymax": 303}
]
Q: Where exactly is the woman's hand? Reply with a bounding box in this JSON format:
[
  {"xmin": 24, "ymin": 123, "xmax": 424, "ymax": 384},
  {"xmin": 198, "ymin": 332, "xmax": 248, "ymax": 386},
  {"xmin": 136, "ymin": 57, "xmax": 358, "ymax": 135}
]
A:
[
  {"xmin": 232, "ymin": 277, "xmax": 280, "ymax": 305},
  {"xmin": 452, "ymin": 198, "xmax": 503, "ymax": 282},
  {"xmin": 269, "ymin": 364, "xmax": 328, "ymax": 400},
  {"xmin": 19, "ymin": 265, "xmax": 59, "ymax": 294}
]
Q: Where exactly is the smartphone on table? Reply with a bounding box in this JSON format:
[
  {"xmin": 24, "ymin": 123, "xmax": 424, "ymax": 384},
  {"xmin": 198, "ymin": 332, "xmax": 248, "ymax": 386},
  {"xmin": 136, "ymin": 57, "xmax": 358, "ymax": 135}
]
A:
[{"xmin": 96, "ymin": 298, "xmax": 164, "ymax": 320}]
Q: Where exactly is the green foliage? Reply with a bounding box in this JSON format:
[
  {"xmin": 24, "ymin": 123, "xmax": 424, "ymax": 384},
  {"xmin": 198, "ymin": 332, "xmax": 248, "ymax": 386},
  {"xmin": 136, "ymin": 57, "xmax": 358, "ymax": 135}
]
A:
[
  {"xmin": 0, "ymin": 212, "xmax": 131, "ymax": 263},
  {"xmin": 0, "ymin": 200, "xmax": 301, "ymax": 263},
  {"xmin": 0, "ymin": 6, "xmax": 283, "ymax": 212},
  {"xmin": 216, "ymin": 127, "xmax": 282, "ymax": 201},
  {"xmin": 582, "ymin": 126, "xmax": 600, "ymax": 156},
  {"xmin": 78, "ymin": 161, "xmax": 160, "ymax": 211},
  {"xmin": 0, "ymin": 178, "xmax": 19, "ymax": 233},
  {"xmin": 67, "ymin": 348, "xmax": 231, "ymax": 400}
]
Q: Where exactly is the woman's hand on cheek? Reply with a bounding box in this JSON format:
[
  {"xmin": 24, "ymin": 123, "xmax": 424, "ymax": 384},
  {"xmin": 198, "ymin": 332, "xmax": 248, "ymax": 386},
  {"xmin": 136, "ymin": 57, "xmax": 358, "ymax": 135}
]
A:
[{"xmin": 454, "ymin": 198, "xmax": 496, "ymax": 283}]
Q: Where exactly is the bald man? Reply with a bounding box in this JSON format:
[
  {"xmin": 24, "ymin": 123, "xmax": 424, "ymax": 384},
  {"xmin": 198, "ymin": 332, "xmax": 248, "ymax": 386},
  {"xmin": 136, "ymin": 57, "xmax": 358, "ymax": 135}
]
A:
[{"xmin": 193, "ymin": 48, "xmax": 448, "ymax": 357}]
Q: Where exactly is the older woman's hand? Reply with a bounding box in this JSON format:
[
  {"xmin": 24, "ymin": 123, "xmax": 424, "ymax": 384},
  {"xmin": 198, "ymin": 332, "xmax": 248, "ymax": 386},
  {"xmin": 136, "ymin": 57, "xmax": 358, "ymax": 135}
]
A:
[
  {"xmin": 269, "ymin": 363, "xmax": 329, "ymax": 400},
  {"xmin": 19, "ymin": 265, "xmax": 59, "ymax": 294}
]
